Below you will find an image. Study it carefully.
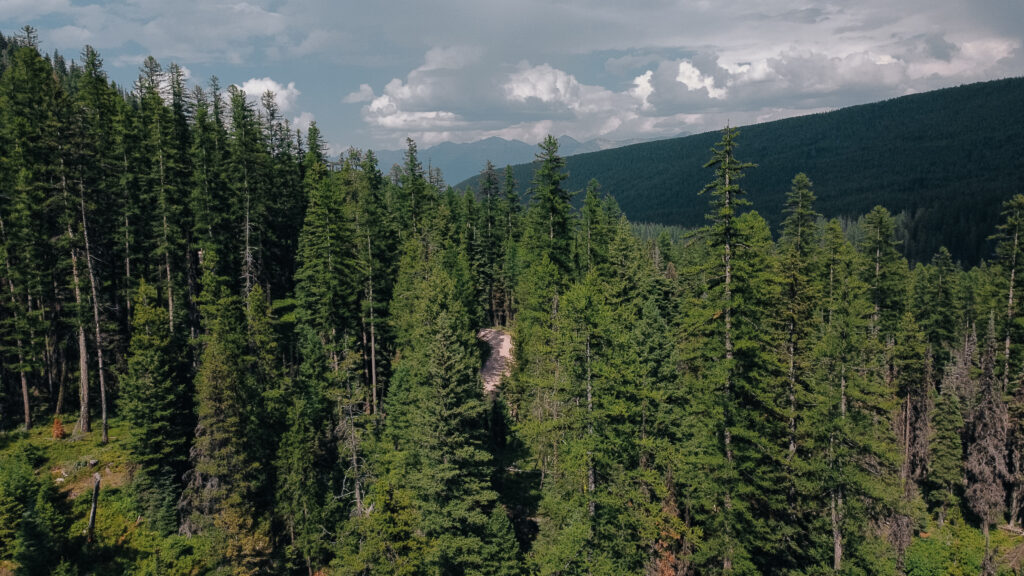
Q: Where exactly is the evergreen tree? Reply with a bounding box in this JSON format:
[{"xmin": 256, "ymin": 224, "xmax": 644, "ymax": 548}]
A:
[
  {"xmin": 188, "ymin": 81, "xmax": 231, "ymax": 275},
  {"xmin": 577, "ymin": 180, "xmax": 618, "ymax": 278},
  {"xmin": 0, "ymin": 41, "xmax": 60, "ymax": 430},
  {"xmin": 859, "ymin": 205, "xmax": 907, "ymax": 337},
  {"xmin": 965, "ymin": 317, "xmax": 1009, "ymax": 573},
  {"xmin": 475, "ymin": 160, "xmax": 502, "ymax": 325},
  {"xmin": 913, "ymin": 247, "xmax": 962, "ymax": 355},
  {"xmin": 226, "ymin": 85, "xmax": 270, "ymax": 296},
  {"xmin": 120, "ymin": 280, "xmax": 190, "ymax": 531},
  {"xmin": 0, "ymin": 450, "xmax": 67, "ymax": 574},
  {"xmin": 180, "ymin": 253, "xmax": 271, "ymax": 573},
  {"xmin": 778, "ymin": 172, "xmax": 821, "ymax": 462},
  {"xmin": 679, "ymin": 127, "xmax": 794, "ymax": 574},
  {"xmin": 352, "ymin": 149, "xmax": 396, "ymax": 417},
  {"xmin": 136, "ymin": 56, "xmax": 187, "ymax": 332},
  {"xmin": 893, "ymin": 312, "xmax": 931, "ymax": 487},
  {"xmin": 928, "ymin": 368, "xmax": 964, "ymax": 525},
  {"xmin": 805, "ymin": 234, "xmax": 900, "ymax": 573},
  {"xmin": 383, "ymin": 256, "xmax": 519, "ymax": 574},
  {"xmin": 993, "ymin": 194, "xmax": 1024, "ymax": 390},
  {"xmin": 260, "ymin": 90, "xmax": 304, "ymax": 298},
  {"xmin": 522, "ymin": 135, "xmax": 573, "ymax": 280}
]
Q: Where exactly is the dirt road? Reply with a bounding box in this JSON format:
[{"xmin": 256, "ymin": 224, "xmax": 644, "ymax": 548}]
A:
[{"xmin": 478, "ymin": 328, "xmax": 513, "ymax": 395}]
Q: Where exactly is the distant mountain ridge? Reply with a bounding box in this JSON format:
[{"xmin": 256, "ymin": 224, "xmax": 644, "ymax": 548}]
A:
[
  {"xmin": 459, "ymin": 77, "xmax": 1024, "ymax": 264},
  {"xmin": 371, "ymin": 134, "xmax": 672, "ymax": 184}
]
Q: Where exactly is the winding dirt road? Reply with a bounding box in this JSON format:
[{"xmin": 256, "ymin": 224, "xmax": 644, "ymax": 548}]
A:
[{"xmin": 478, "ymin": 328, "xmax": 513, "ymax": 395}]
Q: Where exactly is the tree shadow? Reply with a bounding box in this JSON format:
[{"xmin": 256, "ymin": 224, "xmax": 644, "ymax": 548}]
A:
[{"xmin": 487, "ymin": 396, "xmax": 540, "ymax": 552}]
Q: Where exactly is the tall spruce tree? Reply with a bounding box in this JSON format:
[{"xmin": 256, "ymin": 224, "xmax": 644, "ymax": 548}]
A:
[
  {"xmin": 136, "ymin": 56, "xmax": 187, "ymax": 333},
  {"xmin": 523, "ymin": 135, "xmax": 573, "ymax": 280},
  {"xmin": 966, "ymin": 317, "xmax": 1009, "ymax": 573},
  {"xmin": 778, "ymin": 172, "xmax": 821, "ymax": 461},
  {"xmin": 928, "ymin": 365, "xmax": 964, "ymax": 525},
  {"xmin": 859, "ymin": 205, "xmax": 907, "ymax": 337},
  {"xmin": 382, "ymin": 251, "xmax": 519, "ymax": 574},
  {"xmin": 805, "ymin": 233, "xmax": 900, "ymax": 573},
  {"xmin": 120, "ymin": 280, "xmax": 190, "ymax": 531},
  {"xmin": 180, "ymin": 252, "xmax": 271, "ymax": 573}
]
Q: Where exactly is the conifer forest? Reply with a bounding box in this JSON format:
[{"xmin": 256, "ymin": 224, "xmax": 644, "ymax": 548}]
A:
[{"xmin": 6, "ymin": 28, "xmax": 1024, "ymax": 576}]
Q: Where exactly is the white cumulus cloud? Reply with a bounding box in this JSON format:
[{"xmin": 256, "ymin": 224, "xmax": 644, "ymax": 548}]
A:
[
  {"xmin": 343, "ymin": 83, "xmax": 375, "ymax": 103},
  {"xmin": 631, "ymin": 70, "xmax": 655, "ymax": 110},
  {"xmin": 292, "ymin": 111, "xmax": 315, "ymax": 131},
  {"xmin": 504, "ymin": 63, "xmax": 582, "ymax": 106},
  {"xmin": 237, "ymin": 77, "xmax": 301, "ymax": 112},
  {"xmin": 676, "ymin": 61, "xmax": 727, "ymax": 99}
]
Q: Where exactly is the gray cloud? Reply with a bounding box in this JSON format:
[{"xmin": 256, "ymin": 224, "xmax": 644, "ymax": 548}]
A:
[{"xmin": 4, "ymin": 0, "xmax": 1022, "ymax": 149}]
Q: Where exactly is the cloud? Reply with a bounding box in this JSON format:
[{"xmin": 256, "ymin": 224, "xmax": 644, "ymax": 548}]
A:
[
  {"xmin": 343, "ymin": 84, "xmax": 375, "ymax": 103},
  {"xmin": 630, "ymin": 70, "xmax": 655, "ymax": 110},
  {"xmin": 25, "ymin": 0, "xmax": 287, "ymax": 64},
  {"xmin": 504, "ymin": 63, "xmax": 582, "ymax": 106},
  {"xmin": 292, "ymin": 111, "xmax": 315, "ymax": 131},
  {"xmin": 0, "ymin": 0, "xmax": 69, "ymax": 21},
  {"xmin": 47, "ymin": 25, "xmax": 91, "ymax": 47},
  {"xmin": 420, "ymin": 45, "xmax": 480, "ymax": 71},
  {"xmin": 676, "ymin": 61, "xmax": 727, "ymax": 99},
  {"xmin": 237, "ymin": 77, "xmax": 301, "ymax": 112},
  {"xmin": 288, "ymin": 29, "xmax": 333, "ymax": 57},
  {"xmin": 906, "ymin": 38, "xmax": 1017, "ymax": 79},
  {"xmin": 10, "ymin": 0, "xmax": 1024, "ymax": 149},
  {"xmin": 371, "ymin": 109, "xmax": 462, "ymax": 130}
]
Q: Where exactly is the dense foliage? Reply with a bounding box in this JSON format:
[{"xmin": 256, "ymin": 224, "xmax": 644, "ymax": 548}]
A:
[{"xmin": 4, "ymin": 29, "xmax": 1024, "ymax": 575}]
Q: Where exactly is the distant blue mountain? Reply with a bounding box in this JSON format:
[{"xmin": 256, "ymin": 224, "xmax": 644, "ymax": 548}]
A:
[{"xmin": 370, "ymin": 134, "xmax": 671, "ymax": 185}]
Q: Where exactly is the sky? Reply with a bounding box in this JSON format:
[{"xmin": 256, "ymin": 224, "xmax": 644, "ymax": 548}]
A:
[{"xmin": 2, "ymin": 0, "xmax": 1022, "ymax": 155}]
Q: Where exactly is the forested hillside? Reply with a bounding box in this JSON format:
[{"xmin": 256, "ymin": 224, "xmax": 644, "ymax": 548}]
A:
[
  {"xmin": 462, "ymin": 77, "xmax": 1024, "ymax": 264},
  {"xmin": 7, "ymin": 29, "xmax": 1024, "ymax": 576}
]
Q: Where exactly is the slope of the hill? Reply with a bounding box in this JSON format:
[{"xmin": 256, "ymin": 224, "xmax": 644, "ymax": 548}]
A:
[{"xmin": 461, "ymin": 78, "xmax": 1024, "ymax": 263}]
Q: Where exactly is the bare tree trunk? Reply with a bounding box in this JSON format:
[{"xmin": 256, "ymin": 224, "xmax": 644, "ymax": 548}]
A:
[
  {"xmin": 62, "ymin": 166, "xmax": 91, "ymax": 435},
  {"xmin": 828, "ymin": 255, "xmax": 835, "ymax": 327},
  {"xmin": 832, "ymin": 487, "xmax": 843, "ymax": 571},
  {"xmin": 56, "ymin": 348, "xmax": 67, "ymax": 416},
  {"xmin": 872, "ymin": 229, "xmax": 882, "ymax": 335},
  {"xmin": 44, "ymin": 314, "xmax": 54, "ymax": 399},
  {"xmin": 504, "ymin": 288, "xmax": 512, "ymax": 328},
  {"xmin": 367, "ymin": 235, "xmax": 379, "ymax": 416},
  {"xmin": 3, "ymin": 212, "xmax": 32, "ymax": 430},
  {"xmin": 76, "ymin": 323, "xmax": 90, "ymax": 433},
  {"xmin": 124, "ymin": 214, "xmax": 131, "ymax": 318},
  {"xmin": 722, "ymin": 170, "xmax": 735, "ymax": 574},
  {"xmin": 983, "ymin": 522, "xmax": 992, "ymax": 575},
  {"xmin": 586, "ymin": 334, "xmax": 595, "ymax": 518},
  {"xmin": 361, "ymin": 322, "xmax": 371, "ymax": 413},
  {"xmin": 1005, "ymin": 222, "xmax": 1018, "ymax": 392},
  {"xmin": 344, "ymin": 400, "xmax": 364, "ymax": 516},
  {"xmin": 787, "ymin": 325, "xmax": 797, "ymax": 459},
  {"xmin": 901, "ymin": 397, "xmax": 911, "ymax": 488},
  {"xmin": 832, "ymin": 368, "xmax": 848, "ymax": 572},
  {"xmin": 164, "ymin": 216, "xmax": 174, "ymax": 332},
  {"xmin": 1012, "ymin": 436, "xmax": 1024, "ymax": 528},
  {"xmin": 55, "ymin": 373, "xmax": 65, "ymax": 417},
  {"xmin": 19, "ymin": 350, "xmax": 30, "ymax": 431},
  {"xmin": 78, "ymin": 180, "xmax": 109, "ymax": 443},
  {"xmin": 242, "ymin": 169, "xmax": 255, "ymax": 297},
  {"xmin": 157, "ymin": 135, "xmax": 174, "ymax": 332},
  {"xmin": 86, "ymin": 472, "xmax": 100, "ymax": 543},
  {"xmin": 121, "ymin": 150, "xmax": 133, "ymax": 324}
]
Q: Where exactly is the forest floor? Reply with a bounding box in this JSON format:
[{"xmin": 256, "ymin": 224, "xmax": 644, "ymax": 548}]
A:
[{"xmin": 478, "ymin": 327, "xmax": 513, "ymax": 395}]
